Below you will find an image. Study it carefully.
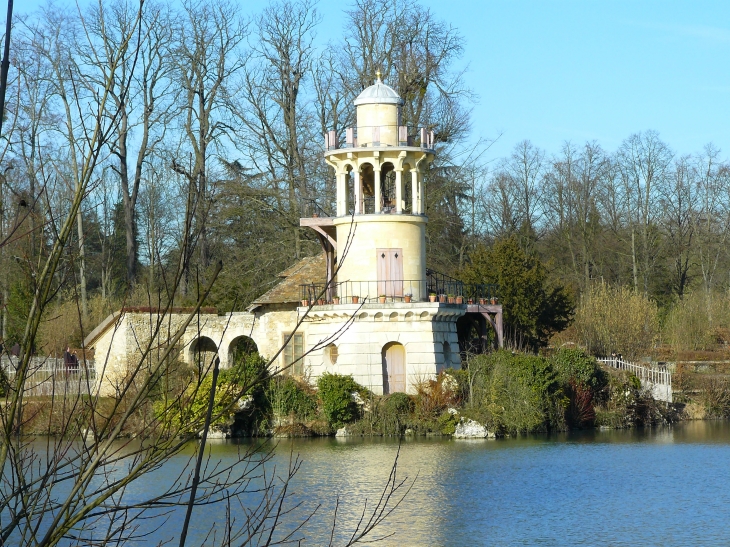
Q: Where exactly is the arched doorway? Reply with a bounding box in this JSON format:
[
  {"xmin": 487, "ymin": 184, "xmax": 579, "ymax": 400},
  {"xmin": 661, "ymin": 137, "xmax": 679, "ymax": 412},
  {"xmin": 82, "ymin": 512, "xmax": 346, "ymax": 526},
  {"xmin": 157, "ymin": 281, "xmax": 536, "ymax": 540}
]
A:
[
  {"xmin": 228, "ymin": 335, "xmax": 259, "ymax": 368},
  {"xmin": 382, "ymin": 342, "xmax": 406, "ymax": 394},
  {"xmin": 190, "ymin": 336, "xmax": 218, "ymax": 370}
]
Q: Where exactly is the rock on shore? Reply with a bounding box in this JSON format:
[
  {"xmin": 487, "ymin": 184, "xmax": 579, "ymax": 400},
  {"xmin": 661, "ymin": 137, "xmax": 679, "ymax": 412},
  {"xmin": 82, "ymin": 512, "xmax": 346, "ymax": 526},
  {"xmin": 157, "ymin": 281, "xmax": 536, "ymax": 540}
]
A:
[{"xmin": 453, "ymin": 419, "xmax": 495, "ymax": 439}]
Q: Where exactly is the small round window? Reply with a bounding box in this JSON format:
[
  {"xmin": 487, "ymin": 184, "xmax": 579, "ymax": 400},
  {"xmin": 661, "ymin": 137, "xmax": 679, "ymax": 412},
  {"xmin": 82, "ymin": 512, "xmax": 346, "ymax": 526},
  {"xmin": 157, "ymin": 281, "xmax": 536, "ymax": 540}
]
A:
[{"xmin": 325, "ymin": 344, "xmax": 339, "ymax": 366}]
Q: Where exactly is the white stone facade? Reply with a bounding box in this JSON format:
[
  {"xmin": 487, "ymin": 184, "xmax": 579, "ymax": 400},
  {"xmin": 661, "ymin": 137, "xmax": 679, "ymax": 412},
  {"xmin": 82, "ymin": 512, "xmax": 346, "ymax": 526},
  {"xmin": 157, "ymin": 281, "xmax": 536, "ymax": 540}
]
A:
[{"xmin": 88, "ymin": 300, "xmax": 465, "ymax": 397}]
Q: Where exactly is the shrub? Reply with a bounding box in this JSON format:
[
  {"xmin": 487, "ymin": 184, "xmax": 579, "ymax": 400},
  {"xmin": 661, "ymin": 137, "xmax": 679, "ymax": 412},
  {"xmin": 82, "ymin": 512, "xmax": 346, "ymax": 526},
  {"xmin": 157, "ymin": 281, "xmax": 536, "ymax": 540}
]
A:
[
  {"xmin": 413, "ymin": 371, "xmax": 462, "ymax": 421},
  {"xmin": 462, "ymin": 350, "xmax": 566, "ymax": 434},
  {"xmin": 383, "ymin": 392, "xmax": 413, "ymax": 417},
  {"xmin": 437, "ymin": 411, "xmax": 459, "ymax": 435},
  {"xmin": 550, "ymin": 347, "xmax": 606, "ymax": 390},
  {"xmin": 349, "ymin": 393, "xmax": 415, "ymax": 436},
  {"xmin": 267, "ymin": 376, "xmax": 318, "ymax": 421},
  {"xmin": 698, "ymin": 377, "xmax": 730, "ymax": 418},
  {"xmin": 317, "ymin": 373, "xmax": 369, "ymax": 428},
  {"xmin": 574, "ymin": 283, "xmax": 658, "ymax": 359},
  {"xmin": 153, "ymin": 351, "xmax": 269, "ymax": 435},
  {"xmin": 663, "ymin": 291, "xmax": 730, "ymax": 352}
]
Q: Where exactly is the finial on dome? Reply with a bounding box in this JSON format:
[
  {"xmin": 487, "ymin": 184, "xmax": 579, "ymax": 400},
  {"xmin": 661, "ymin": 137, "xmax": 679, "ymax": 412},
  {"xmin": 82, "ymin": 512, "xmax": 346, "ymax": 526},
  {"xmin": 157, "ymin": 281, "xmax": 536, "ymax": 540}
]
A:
[{"xmin": 376, "ymin": 70, "xmax": 382, "ymax": 83}]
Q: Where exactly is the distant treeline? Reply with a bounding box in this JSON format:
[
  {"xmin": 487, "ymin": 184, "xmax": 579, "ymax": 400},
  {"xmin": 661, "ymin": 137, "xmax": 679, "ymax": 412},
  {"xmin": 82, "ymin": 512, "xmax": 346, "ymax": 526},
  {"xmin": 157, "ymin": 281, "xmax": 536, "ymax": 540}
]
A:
[{"xmin": 1, "ymin": 0, "xmax": 729, "ymax": 355}]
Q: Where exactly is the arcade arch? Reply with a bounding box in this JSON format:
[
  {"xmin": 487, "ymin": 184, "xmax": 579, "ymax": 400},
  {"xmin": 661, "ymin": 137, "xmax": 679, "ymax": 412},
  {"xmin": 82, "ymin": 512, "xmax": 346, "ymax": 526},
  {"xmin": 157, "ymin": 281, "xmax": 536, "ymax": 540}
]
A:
[
  {"xmin": 189, "ymin": 336, "xmax": 218, "ymax": 369},
  {"xmin": 227, "ymin": 335, "xmax": 259, "ymax": 368}
]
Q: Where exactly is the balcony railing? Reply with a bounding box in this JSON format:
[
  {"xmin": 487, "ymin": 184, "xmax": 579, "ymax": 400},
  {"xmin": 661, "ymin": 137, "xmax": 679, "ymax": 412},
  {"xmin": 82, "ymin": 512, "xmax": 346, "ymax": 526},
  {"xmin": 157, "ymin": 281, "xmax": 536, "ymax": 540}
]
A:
[
  {"xmin": 300, "ymin": 280, "xmax": 428, "ymax": 304},
  {"xmin": 299, "ymin": 278, "xmax": 500, "ymax": 305},
  {"xmin": 325, "ymin": 125, "xmax": 435, "ymax": 151},
  {"xmin": 426, "ymin": 269, "xmax": 499, "ymax": 302}
]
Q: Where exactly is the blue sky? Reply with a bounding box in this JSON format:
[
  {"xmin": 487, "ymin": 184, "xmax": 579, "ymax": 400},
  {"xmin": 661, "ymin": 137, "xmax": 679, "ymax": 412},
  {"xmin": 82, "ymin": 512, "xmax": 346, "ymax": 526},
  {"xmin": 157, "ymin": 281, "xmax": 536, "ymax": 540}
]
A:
[{"xmin": 14, "ymin": 0, "xmax": 730, "ymax": 162}]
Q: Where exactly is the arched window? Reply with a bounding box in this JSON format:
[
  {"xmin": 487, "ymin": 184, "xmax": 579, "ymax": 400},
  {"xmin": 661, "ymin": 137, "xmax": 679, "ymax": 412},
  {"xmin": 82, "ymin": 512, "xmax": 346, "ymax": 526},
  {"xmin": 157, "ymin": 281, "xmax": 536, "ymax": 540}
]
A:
[{"xmin": 325, "ymin": 344, "xmax": 338, "ymax": 366}]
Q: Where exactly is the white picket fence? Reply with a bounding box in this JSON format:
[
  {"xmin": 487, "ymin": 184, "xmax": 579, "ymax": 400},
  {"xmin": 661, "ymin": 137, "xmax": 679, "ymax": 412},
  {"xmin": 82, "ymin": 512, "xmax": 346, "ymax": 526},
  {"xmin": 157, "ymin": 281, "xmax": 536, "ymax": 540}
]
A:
[
  {"xmin": 598, "ymin": 357, "xmax": 672, "ymax": 403},
  {"xmin": 1, "ymin": 356, "xmax": 97, "ymax": 397}
]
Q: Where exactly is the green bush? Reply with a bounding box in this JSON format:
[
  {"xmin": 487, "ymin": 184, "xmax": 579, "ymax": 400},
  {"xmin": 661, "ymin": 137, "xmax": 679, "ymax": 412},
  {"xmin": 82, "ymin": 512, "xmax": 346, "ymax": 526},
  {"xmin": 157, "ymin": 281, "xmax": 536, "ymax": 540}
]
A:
[
  {"xmin": 153, "ymin": 351, "xmax": 269, "ymax": 435},
  {"xmin": 437, "ymin": 410, "xmax": 459, "ymax": 435},
  {"xmin": 316, "ymin": 373, "xmax": 369, "ymax": 428},
  {"xmin": 383, "ymin": 392, "xmax": 413, "ymax": 417},
  {"xmin": 267, "ymin": 376, "xmax": 318, "ymax": 421},
  {"xmin": 550, "ymin": 347, "xmax": 606, "ymax": 390},
  {"xmin": 462, "ymin": 350, "xmax": 566, "ymax": 434}
]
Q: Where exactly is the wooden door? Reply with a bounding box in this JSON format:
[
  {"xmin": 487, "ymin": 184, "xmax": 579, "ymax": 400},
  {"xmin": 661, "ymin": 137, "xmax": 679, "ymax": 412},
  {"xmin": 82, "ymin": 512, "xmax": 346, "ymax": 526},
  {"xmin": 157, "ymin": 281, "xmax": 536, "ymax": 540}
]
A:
[
  {"xmin": 382, "ymin": 343, "xmax": 406, "ymax": 394},
  {"xmin": 377, "ymin": 248, "xmax": 404, "ymax": 297}
]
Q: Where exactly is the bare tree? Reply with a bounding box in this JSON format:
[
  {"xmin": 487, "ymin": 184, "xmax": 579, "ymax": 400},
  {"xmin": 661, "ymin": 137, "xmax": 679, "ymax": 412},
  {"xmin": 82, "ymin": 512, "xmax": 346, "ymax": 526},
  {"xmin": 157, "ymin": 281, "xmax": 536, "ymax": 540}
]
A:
[
  {"xmin": 170, "ymin": 0, "xmax": 248, "ymax": 295},
  {"xmin": 616, "ymin": 130, "xmax": 673, "ymax": 295},
  {"xmin": 339, "ymin": 0, "xmax": 470, "ymax": 145},
  {"xmin": 83, "ymin": 0, "xmax": 176, "ymax": 290},
  {"xmin": 693, "ymin": 143, "xmax": 730, "ymax": 321},
  {"xmin": 544, "ymin": 141, "xmax": 607, "ymax": 290},
  {"xmin": 238, "ymin": 0, "xmax": 320, "ymax": 260},
  {"xmin": 658, "ymin": 155, "xmax": 698, "ymax": 298}
]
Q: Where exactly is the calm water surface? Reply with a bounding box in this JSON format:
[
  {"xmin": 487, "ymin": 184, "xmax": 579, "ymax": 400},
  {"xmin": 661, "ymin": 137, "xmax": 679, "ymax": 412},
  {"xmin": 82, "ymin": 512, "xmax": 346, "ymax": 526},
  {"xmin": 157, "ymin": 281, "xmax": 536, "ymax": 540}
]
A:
[
  {"xmin": 163, "ymin": 421, "xmax": 730, "ymax": 546},
  {"xmin": 20, "ymin": 422, "xmax": 730, "ymax": 546}
]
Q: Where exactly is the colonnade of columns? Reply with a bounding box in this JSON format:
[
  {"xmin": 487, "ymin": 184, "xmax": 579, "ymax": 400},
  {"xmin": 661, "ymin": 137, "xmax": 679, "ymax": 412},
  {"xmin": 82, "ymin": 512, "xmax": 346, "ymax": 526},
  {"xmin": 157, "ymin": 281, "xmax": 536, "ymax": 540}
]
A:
[{"xmin": 335, "ymin": 165, "xmax": 424, "ymax": 217}]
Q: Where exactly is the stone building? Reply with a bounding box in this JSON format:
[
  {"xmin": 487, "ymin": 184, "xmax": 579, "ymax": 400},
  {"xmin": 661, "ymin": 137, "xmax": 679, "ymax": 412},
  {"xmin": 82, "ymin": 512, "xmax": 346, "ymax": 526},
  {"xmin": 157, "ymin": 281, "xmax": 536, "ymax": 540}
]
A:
[{"xmin": 85, "ymin": 76, "xmax": 502, "ymax": 397}]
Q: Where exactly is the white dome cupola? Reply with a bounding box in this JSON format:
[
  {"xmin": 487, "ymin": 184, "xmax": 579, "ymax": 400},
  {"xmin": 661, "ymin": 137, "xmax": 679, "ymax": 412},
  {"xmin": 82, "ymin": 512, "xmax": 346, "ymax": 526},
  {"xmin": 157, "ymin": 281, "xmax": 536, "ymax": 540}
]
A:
[{"xmin": 353, "ymin": 72, "xmax": 404, "ymax": 106}]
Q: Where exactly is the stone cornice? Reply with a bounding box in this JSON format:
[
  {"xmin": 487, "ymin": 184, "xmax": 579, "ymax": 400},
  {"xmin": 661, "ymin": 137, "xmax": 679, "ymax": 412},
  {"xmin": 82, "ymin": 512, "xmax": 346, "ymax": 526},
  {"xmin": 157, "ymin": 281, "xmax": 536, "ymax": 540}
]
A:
[{"xmin": 299, "ymin": 302, "xmax": 466, "ymax": 323}]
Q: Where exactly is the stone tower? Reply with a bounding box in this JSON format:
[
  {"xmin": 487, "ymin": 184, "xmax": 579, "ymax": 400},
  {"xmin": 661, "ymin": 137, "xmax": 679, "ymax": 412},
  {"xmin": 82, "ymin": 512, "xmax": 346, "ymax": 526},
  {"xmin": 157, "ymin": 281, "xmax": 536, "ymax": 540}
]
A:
[{"xmin": 321, "ymin": 73, "xmax": 436, "ymax": 301}]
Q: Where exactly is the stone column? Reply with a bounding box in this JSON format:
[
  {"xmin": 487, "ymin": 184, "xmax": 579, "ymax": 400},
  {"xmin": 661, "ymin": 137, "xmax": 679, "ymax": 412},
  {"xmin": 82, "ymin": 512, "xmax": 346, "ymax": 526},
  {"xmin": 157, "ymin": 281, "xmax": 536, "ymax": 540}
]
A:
[
  {"xmin": 337, "ymin": 171, "xmax": 346, "ymax": 216},
  {"xmin": 354, "ymin": 170, "xmax": 362, "ymax": 214},
  {"xmin": 412, "ymin": 170, "xmax": 419, "ymax": 215},
  {"xmin": 374, "ymin": 167, "xmax": 381, "ymax": 213},
  {"xmin": 420, "ymin": 172, "xmax": 425, "ymax": 214},
  {"xmin": 395, "ymin": 169, "xmax": 403, "ymax": 213}
]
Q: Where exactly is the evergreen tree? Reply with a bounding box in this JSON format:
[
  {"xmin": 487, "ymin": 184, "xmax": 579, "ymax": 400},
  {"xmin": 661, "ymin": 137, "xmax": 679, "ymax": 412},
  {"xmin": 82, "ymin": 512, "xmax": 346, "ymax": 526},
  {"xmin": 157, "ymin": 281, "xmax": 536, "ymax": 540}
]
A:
[{"xmin": 460, "ymin": 236, "xmax": 573, "ymax": 349}]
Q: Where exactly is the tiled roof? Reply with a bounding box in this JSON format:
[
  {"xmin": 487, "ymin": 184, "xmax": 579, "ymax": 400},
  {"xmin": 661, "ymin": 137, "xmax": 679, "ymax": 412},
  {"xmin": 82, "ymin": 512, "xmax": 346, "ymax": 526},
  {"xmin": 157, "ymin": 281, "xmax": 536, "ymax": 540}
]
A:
[{"xmin": 251, "ymin": 254, "xmax": 325, "ymax": 306}]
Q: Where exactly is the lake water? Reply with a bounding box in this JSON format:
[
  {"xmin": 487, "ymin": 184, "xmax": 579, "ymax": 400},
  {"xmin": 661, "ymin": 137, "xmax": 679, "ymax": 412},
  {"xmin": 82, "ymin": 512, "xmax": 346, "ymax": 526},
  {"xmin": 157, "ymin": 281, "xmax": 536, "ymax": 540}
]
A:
[
  {"xmin": 165, "ymin": 421, "xmax": 730, "ymax": 546},
  {"xmin": 11, "ymin": 422, "xmax": 730, "ymax": 546}
]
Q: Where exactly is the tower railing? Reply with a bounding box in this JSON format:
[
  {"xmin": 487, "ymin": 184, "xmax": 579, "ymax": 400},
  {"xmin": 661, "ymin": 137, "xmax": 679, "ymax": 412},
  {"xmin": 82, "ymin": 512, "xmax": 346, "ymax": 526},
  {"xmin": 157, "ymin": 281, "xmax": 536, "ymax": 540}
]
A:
[
  {"xmin": 299, "ymin": 278, "xmax": 499, "ymax": 305},
  {"xmin": 300, "ymin": 280, "xmax": 428, "ymax": 304},
  {"xmin": 325, "ymin": 125, "xmax": 435, "ymax": 151},
  {"xmin": 426, "ymin": 269, "xmax": 499, "ymax": 302},
  {"xmin": 301, "ymin": 199, "xmax": 333, "ymax": 218}
]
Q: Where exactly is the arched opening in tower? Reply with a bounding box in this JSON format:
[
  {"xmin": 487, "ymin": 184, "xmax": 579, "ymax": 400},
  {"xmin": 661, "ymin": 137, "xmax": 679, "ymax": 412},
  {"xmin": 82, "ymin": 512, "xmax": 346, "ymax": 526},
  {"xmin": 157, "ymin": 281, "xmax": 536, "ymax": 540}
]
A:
[
  {"xmin": 402, "ymin": 163, "xmax": 413, "ymax": 213},
  {"xmin": 360, "ymin": 163, "xmax": 375, "ymax": 213},
  {"xmin": 380, "ymin": 162, "xmax": 396, "ymax": 212}
]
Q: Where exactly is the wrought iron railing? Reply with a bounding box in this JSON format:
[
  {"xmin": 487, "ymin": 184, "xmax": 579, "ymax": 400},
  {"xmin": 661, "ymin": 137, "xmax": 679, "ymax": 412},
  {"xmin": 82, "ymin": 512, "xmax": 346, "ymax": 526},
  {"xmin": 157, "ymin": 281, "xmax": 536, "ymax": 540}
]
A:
[
  {"xmin": 299, "ymin": 277, "xmax": 499, "ymax": 306},
  {"xmin": 300, "ymin": 280, "xmax": 430, "ymax": 304},
  {"xmin": 325, "ymin": 125, "xmax": 435, "ymax": 151},
  {"xmin": 301, "ymin": 199, "xmax": 333, "ymax": 218},
  {"xmin": 426, "ymin": 269, "xmax": 499, "ymax": 302}
]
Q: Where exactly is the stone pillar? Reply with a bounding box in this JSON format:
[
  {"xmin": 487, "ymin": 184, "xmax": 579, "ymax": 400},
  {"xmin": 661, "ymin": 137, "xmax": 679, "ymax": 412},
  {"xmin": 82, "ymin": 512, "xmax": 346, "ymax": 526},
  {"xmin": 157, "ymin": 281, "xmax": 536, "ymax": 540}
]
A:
[
  {"xmin": 417, "ymin": 169, "xmax": 425, "ymax": 214},
  {"xmin": 354, "ymin": 170, "xmax": 361, "ymax": 214},
  {"xmin": 412, "ymin": 170, "xmax": 419, "ymax": 215},
  {"xmin": 337, "ymin": 171, "xmax": 346, "ymax": 216},
  {"xmin": 395, "ymin": 169, "xmax": 403, "ymax": 213},
  {"xmin": 374, "ymin": 168, "xmax": 381, "ymax": 213}
]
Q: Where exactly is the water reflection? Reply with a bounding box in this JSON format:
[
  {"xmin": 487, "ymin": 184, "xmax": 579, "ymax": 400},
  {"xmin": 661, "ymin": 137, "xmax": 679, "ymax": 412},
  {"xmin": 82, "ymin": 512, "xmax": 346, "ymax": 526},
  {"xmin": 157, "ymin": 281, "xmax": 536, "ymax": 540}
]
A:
[{"xmin": 14, "ymin": 421, "xmax": 730, "ymax": 546}]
